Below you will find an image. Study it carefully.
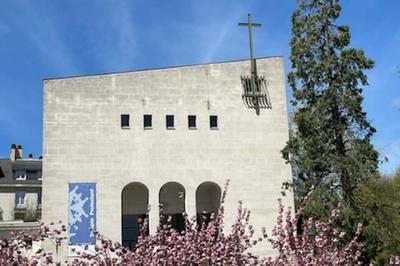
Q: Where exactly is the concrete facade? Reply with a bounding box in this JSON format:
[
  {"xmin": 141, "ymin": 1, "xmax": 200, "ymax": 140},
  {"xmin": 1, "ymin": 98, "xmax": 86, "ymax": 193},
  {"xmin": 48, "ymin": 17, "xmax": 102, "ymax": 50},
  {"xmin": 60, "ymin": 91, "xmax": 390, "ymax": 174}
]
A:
[
  {"xmin": 0, "ymin": 192, "xmax": 15, "ymax": 221},
  {"xmin": 43, "ymin": 57, "xmax": 293, "ymax": 259},
  {"xmin": 0, "ymin": 191, "xmax": 39, "ymax": 221}
]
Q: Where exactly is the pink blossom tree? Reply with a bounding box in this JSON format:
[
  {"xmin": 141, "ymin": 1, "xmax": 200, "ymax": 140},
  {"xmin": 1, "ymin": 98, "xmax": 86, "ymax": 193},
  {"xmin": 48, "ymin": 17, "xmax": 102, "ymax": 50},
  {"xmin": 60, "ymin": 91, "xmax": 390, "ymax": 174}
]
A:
[
  {"xmin": 0, "ymin": 221, "xmax": 66, "ymax": 265},
  {"xmin": 0, "ymin": 183, "xmax": 382, "ymax": 265}
]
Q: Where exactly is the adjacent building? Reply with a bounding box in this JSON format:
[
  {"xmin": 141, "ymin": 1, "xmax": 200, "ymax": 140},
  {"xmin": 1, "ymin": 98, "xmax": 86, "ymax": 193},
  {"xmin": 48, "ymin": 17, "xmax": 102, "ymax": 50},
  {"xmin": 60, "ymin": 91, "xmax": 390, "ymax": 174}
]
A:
[{"xmin": 0, "ymin": 144, "xmax": 42, "ymax": 238}]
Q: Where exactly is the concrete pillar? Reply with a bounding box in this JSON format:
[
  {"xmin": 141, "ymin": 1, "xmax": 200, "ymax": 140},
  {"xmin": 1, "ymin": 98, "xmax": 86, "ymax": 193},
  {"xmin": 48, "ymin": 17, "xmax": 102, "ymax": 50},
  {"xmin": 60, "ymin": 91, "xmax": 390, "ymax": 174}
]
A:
[
  {"xmin": 149, "ymin": 187, "xmax": 159, "ymax": 234},
  {"xmin": 185, "ymin": 186, "xmax": 196, "ymax": 218}
]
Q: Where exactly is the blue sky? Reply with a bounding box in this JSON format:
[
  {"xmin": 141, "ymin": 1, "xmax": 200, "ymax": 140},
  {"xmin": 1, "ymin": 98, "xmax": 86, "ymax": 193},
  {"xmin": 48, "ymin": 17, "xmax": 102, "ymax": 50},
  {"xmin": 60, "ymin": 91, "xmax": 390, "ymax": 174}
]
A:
[{"xmin": 0, "ymin": 1, "xmax": 399, "ymax": 174}]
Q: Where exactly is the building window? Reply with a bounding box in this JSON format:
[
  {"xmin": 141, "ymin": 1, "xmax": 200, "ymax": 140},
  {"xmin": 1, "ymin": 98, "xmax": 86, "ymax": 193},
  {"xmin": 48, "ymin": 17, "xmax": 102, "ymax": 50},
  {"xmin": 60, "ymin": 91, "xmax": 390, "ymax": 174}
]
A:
[
  {"xmin": 196, "ymin": 182, "xmax": 221, "ymax": 228},
  {"xmin": 210, "ymin": 115, "xmax": 218, "ymax": 129},
  {"xmin": 166, "ymin": 115, "xmax": 174, "ymax": 129},
  {"xmin": 26, "ymin": 171, "xmax": 37, "ymax": 180},
  {"xmin": 188, "ymin": 115, "xmax": 196, "ymax": 129},
  {"xmin": 121, "ymin": 114, "xmax": 130, "ymax": 129},
  {"xmin": 37, "ymin": 170, "xmax": 42, "ymax": 181},
  {"xmin": 144, "ymin": 115, "xmax": 152, "ymax": 129},
  {"xmin": 14, "ymin": 171, "xmax": 26, "ymax": 180},
  {"xmin": 159, "ymin": 182, "xmax": 186, "ymax": 232},
  {"xmin": 122, "ymin": 182, "xmax": 149, "ymax": 250},
  {"xmin": 15, "ymin": 192, "xmax": 26, "ymax": 208}
]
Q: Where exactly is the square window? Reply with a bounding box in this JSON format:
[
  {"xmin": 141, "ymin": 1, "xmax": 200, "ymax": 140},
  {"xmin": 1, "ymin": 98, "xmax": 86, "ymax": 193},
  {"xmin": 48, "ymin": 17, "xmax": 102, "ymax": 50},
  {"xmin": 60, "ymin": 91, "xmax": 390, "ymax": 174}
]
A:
[
  {"xmin": 26, "ymin": 171, "xmax": 37, "ymax": 180},
  {"xmin": 37, "ymin": 170, "xmax": 42, "ymax": 181},
  {"xmin": 121, "ymin": 114, "xmax": 130, "ymax": 128},
  {"xmin": 144, "ymin": 115, "xmax": 152, "ymax": 129},
  {"xmin": 166, "ymin": 115, "xmax": 174, "ymax": 129},
  {"xmin": 15, "ymin": 191, "xmax": 26, "ymax": 208},
  {"xmin": 188, "ymin": 115, "xmax": 196, "ymax": 129},
  {"xmin": 210, "ymin": 115, "xmax": 218, "ymax": 129}
]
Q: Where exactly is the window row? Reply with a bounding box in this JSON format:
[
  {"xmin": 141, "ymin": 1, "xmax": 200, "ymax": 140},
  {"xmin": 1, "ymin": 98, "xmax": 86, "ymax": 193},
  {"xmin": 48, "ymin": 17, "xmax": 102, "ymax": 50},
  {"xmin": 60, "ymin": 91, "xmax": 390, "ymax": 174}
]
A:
[
  {"xmin": 13, "ymin": 170, "xmax": 42, "ymax": 181},
  {"xmin": 121, "ymin": 114, "xmax": 218, "ymax": 130}
]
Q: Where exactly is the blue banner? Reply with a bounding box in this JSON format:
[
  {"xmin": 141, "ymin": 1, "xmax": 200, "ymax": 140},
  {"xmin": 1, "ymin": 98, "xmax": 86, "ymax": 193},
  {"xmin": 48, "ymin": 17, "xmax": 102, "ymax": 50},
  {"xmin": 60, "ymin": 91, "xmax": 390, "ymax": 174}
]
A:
[{"xmin": 68, "ymin": 182, "xmax": 96, "ymax": 245}]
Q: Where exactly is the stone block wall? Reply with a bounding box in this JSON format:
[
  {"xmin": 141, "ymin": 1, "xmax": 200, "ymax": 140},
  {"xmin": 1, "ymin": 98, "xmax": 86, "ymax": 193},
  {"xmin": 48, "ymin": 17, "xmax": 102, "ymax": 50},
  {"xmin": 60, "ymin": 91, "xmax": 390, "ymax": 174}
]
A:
[{"xmin": 43, "ymin": 57, "xmax": 293, "ymax": 259}]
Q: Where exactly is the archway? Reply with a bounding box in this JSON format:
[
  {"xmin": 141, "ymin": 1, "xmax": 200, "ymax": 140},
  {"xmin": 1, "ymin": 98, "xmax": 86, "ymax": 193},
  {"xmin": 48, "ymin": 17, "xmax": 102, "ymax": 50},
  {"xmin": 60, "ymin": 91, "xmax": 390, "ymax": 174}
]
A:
[
  {"xmin": 121, "ymin": 182, "xmax": 149, "ymax": 250},
  {"xmin": 159, "ymin": 182, "xmax": 185, "ymax": 232},
  {"xmin": 196, "ymin": 182, "xmax": 221, "ymax": 227}
]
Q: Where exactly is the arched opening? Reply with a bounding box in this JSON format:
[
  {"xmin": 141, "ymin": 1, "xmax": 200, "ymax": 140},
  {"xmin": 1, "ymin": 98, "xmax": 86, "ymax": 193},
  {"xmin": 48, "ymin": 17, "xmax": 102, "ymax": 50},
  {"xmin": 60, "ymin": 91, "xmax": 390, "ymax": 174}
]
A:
[
  {"xmin": 159, "ymin": 182, "xmax": 185, "ymax": 232},
  {"xmin": 121, "ymin": 182, "xmax": 149, "ymax": 250},
  {"xmin": 196, "ymin": 182, "xmax": 221, "ymax": 227}
]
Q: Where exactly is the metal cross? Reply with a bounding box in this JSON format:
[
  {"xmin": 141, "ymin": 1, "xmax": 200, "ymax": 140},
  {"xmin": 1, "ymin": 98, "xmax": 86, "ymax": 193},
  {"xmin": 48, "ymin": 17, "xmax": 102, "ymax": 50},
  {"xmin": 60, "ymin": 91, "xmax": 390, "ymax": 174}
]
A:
[
  {"xmin": 239, "ymin": 14, "xmax": 262, "ymax": 115},
  {"xmin": 238, "ymin": 14, "xmax": 262, "ymax": 78}
]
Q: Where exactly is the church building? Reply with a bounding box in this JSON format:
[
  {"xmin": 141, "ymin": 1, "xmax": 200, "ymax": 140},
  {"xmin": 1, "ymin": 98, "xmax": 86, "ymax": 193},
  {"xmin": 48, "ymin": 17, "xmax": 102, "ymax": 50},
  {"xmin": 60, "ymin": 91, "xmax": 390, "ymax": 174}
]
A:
[{"xmin": 42, "ymin": 56, "xmax": 293, "ymax": 258}]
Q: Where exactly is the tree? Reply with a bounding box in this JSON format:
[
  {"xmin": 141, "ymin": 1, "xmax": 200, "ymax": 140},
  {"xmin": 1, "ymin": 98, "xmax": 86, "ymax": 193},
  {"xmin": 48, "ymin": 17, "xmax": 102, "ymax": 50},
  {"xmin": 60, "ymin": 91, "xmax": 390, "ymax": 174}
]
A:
[
  {"xmin": 354, "ymin": 168, "xmax": 400, "ymax": 264},
  {"xmin": 282, "ymin": 0, "xmax": 379, "ymax": 213}
]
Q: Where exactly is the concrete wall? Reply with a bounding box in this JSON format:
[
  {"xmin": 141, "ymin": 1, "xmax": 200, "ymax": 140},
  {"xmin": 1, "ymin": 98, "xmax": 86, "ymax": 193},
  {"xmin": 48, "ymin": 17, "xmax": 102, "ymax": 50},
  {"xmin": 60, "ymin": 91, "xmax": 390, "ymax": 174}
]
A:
[
  {"xmin": 0, "ymin": 192, "xmax": 14, "ymax": 221},
  {"xmin": 25, "ymin": 193, "xmax": 39, "ymax": 215},
  {"xmin": 43, "ymin": 57, "xmax": 294, "ymax": 259}
]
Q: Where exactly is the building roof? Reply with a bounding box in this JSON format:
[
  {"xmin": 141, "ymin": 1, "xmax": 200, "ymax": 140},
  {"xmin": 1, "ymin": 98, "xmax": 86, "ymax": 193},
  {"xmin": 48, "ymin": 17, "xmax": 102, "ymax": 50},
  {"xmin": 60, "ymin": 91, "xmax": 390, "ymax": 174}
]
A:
[
  {"xmin": 0, "ymin": 159, "xmax": 12, "ymax": 181},
  {"xmin": 0, "ymin": 159, "xmax": 42, "ymax": 185},
  {"xmin": 43, "ymin": 56, "xmax": 283, "ymax": 81},
  {"xmin": 13, "ymin": 160, "xmax": 42, "ymax": 171}
]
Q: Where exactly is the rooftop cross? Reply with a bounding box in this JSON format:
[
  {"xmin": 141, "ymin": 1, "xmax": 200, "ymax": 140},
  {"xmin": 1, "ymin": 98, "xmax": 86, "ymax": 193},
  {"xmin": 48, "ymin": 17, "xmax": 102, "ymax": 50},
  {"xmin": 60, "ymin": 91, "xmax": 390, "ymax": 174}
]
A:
[
  {"xmin": 238, "ymin": 14, "xmax": 262, "ymax": 77},
  {"xmin": 239, "ymin": 14, "xmax": 264, "ymax": 115}
]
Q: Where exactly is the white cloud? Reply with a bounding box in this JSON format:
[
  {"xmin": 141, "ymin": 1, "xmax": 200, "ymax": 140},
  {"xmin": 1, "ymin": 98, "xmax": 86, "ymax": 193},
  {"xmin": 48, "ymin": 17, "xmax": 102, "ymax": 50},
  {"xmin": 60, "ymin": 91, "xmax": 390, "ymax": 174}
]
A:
[{"xmin": 202, "ymin": 18, "xmax": 237, "ymax": 63}]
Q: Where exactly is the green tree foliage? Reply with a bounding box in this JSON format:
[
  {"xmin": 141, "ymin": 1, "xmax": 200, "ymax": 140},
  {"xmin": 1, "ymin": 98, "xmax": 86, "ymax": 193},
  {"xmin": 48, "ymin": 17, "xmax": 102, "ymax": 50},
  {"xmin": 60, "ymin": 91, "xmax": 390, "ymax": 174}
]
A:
[
  {"xmin": 283, "ymin": 0, "xmax": 400, "ymax": 263},
  {"xmin": 282, "ymin": 0, "xmax": 379, "ymax": 212},
  {"xmin": 354, "ymin": 169, "xmax": 400, "ymax": 264}
]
